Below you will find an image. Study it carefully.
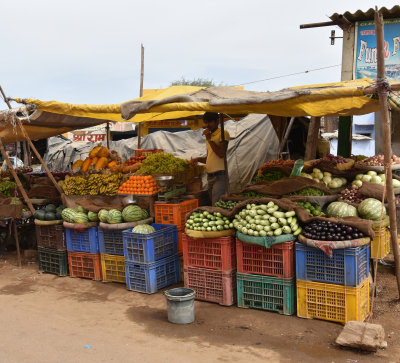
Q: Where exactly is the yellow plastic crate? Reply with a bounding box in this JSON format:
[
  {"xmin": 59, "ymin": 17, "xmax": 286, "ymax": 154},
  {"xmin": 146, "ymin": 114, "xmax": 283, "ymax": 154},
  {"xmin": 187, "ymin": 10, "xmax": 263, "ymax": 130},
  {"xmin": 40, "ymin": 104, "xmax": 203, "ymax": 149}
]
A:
[
  {"xmin": 296, "ymin": 278, "xmax": 369, "ymax": 325},
  {"xmin": 370, "ymin": 227, "xmax": 390, "ymax": 259},
  {"xmin": 100, "ymin": 254, "xmax": 125, "ymax": 283}
]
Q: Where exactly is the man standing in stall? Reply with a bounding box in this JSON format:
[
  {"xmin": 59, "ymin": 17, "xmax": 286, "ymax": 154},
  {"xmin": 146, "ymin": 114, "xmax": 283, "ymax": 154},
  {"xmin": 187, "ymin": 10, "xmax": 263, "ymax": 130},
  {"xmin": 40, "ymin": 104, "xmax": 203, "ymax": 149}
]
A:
[{"xmin": 191, "ymin": 112, "xmax": 229, "ymax": 206}]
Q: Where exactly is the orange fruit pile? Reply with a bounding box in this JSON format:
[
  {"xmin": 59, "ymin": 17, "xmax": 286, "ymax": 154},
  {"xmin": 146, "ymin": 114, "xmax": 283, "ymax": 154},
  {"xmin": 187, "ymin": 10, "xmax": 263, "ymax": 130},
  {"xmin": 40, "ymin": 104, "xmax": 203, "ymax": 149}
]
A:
[{"xmin": 118, "ymin": 175, "xmax": 159, "ymax": 195}]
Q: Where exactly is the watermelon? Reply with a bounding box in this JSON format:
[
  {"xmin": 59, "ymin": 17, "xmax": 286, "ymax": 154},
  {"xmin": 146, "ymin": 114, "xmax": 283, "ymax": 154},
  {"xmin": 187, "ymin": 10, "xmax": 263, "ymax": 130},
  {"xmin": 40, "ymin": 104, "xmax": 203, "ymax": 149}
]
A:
[
  {"xmin": 45, "ymin": 212, "xmax": 57, "ymax": 221},
  {"xmin": 122, "ymin": 205, "xmax": 144, "ymax": 222},
  {"xmin": 358, "ymin": 198, "xmax": 386, "ymax": 221},
  {"xmin": 61, "ymin": 208, "xmax": 76, "ymax": 223},
  {"xmin": 98, "ymin": 209, "xmax": 109, "ymax": 223},
  {"xmin": 141, "ymin": 209, "xmax": 149, "ymax": 219},
  {"xmin": 74, "ymin": 212, "xmax": 89, "ymax": 224},
  {"xmin": 88, "ymin": 211, "xmax": 99, "ymax": 222},
  {"xmin": 45, "ymin": 204, "xmax": 57, "ymax": 212},
  {"xmin": 132, "ymin": 224, "xmax": 156, "ymax": 234},
  {"xmin": 34, "ymin": 210, "xmax": 46, "ymax": 220},
  {"xmin": 107, "ymin": 209, "xmax": 123, "ymax": 224},
  {"xmin": 327, "ymin": 202, "xmax": 358, "ymax": 218},
  {"xmin": 56, "ymin": 211, "xmax": 62, "ymax": 220},
  {"xmin": 75, "ymin": 205, "xmax": 88, "ymax": 214}
]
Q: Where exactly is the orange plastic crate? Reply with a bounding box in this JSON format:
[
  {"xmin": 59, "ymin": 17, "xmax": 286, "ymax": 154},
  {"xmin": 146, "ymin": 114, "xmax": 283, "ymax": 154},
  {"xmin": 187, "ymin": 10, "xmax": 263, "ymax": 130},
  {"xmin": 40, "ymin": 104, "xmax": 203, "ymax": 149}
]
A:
[
  {"xmin": 154, "ymin": 199, "xmax": 198, "ymax": 230},
  {"xmin": 68, "ymin": 251, "xmax": 102, "ymax": 281}
]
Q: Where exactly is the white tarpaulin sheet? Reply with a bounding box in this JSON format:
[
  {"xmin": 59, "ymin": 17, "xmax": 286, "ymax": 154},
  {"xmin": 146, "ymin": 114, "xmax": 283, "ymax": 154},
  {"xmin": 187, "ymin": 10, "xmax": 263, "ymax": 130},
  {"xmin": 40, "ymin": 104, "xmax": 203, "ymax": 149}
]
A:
[{"xmin": 44, "ymin": 114, "xmax": 279, "ymax": 190}]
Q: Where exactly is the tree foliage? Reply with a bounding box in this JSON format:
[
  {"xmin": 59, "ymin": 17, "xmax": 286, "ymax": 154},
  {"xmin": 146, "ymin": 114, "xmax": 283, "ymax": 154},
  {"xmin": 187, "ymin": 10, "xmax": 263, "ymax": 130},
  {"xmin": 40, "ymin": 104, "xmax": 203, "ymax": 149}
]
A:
[{"xmin": 170, "ymin": 77, "xmax": 216, "ymax": 87}]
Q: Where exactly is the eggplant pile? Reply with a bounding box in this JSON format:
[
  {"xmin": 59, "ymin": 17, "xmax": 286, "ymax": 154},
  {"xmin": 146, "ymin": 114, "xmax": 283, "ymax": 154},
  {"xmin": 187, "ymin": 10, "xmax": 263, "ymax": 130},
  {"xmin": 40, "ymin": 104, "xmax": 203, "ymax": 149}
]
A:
[{"xmin": 302, "ymin": 220, "xmax": 366, "ymax": 241}]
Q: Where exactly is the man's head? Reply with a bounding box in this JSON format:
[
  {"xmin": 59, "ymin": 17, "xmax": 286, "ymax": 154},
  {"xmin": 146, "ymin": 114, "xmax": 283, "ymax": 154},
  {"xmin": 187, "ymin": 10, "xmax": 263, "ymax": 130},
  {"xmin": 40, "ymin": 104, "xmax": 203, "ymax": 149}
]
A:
[{"xmin": 203, "ymin": 112, "xmax": 219, "ymax": 132}]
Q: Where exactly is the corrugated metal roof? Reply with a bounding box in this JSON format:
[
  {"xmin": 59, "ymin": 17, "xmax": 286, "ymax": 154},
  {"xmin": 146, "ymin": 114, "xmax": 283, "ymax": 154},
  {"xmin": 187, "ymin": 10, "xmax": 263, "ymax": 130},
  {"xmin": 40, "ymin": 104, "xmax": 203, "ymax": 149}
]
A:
[{"xmin": 330, "ymin": 5, "xmax": 400, "ymax": 26}]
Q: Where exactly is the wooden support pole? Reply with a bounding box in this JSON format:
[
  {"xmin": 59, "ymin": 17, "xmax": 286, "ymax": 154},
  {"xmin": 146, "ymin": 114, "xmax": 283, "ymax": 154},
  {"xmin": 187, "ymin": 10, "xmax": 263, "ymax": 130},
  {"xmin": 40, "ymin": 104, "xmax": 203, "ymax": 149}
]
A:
[
  {"xmin": 106, "ymin": 122, "xmax": 110, "ymax": 149},
  {"xmin": 0, "ymin": 142, "xmax": 35, "ymax": 214},
  {"xmin": 337, "ymin": 116, "xmax": 352, "ymax": 158},
  {"xmin": 375, "ymin": 9, "xmax": 400, "ymax": 298},
  {"xmin": 137, "ymin": 44, "xmax": 145, "ymax": 150},
  {"xmin": 0, "ymin": 85, "xmax": 63, "ymax": 194},
  {"xmin": 220, "ymin": 114, "xmax": 230, "ymax": 196},
  {"xmin": 13, "ymin": 221, "xmax": 22, "ymax": 268},
  {"xmin": 279, "ymin": 117, "xmax": 295, "ymax": 156},
  {"xmin": 304, "ymin": 117, "xmax": 320, "ymax": 161}
]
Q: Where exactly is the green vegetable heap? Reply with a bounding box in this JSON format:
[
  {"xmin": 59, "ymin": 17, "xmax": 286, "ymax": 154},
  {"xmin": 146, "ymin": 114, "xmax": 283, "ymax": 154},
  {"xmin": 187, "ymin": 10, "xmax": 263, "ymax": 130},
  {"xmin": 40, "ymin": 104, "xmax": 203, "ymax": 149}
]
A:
[
  {"xmin": 233, "ymin": 202, "xmax": 302, "ymax": 237},
  {"xmin": 186, "ymin": 211, "xmax": 233, "ymax": 231},
  {"xmin": 238, "ymin": 191, "xmax": 273, "ymax": 198},
  {"xmin": 286, "ymin": 187, "xmax": 326, "ymax": 196},
  {"xmin": 214, "ymin": 200, "xmax": 240, "ymax": 210},
  {"xmin": 252, "ymin": 170, "xmax": 286, "ymax": 183},
  {"xmin": 0, "ymin": 179, "xmax": 17, "ymax": 197},
  {"xmin": 138, "ymin": 153, "xmax": 188, "ymax": 174},
  {"xmin": 295, "ymin": 201, "xmax": 322, "ymax": 216}
]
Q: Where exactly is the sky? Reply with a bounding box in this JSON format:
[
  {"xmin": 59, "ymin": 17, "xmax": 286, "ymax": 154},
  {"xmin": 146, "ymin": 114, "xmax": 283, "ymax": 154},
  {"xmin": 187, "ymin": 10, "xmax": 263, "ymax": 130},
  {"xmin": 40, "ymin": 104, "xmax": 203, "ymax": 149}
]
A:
[{"xmin": 1, "ymin": 0, "xmax": 399, "ymax": 106}]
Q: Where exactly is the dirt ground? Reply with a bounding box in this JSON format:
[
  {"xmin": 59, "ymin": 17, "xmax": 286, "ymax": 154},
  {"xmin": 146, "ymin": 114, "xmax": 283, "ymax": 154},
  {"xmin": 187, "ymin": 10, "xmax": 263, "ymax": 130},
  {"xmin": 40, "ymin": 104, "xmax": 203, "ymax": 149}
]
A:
[{"xmin": 0, "ymin": 252, "xmax": 399, "ymax": 363}]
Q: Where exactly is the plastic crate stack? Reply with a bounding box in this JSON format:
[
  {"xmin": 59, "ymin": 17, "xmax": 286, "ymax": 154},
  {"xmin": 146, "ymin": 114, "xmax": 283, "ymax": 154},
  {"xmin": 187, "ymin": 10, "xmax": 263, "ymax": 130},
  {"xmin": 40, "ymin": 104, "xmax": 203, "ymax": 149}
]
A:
[
  {"xmin": 98, "ymin": 227, "xmax": 126, "ymax": 283},
  {"xmin": 296, "ymin": 242, "xmax": 370, "ymax": 324},
  {"xmin": 182, "ymin": 233, "xmax": 237, "ymax": 306},
  {"xmin": 66, "ymin": 227, "xmax": 102, "ymax": 281},
  {"xmin": 122, "ymin": 224, "xmax": 180, "ymax": 294},
  {"xmin": 154, "ymin": 199, "xmax": 199, "ymax": 278},
  {"xmin": 236, "ymin": 238, "xmax": 296, "ymax": 315},
  {"xmin": 36, "ymin": 223, "xmax": 68, "ymax": 276},
  {"xmin": 370, "ymin": 227, "xmax": 390, "ymax": 259}
]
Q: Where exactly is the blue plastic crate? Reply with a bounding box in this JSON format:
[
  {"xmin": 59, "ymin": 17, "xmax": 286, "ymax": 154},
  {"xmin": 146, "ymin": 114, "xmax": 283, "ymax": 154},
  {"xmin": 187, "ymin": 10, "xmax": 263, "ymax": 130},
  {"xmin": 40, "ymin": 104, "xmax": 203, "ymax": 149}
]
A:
[
  {"xmin": 122, "ymin": 224, "xmax": 178, "ymax": 263},
  {"xmin": 295, "ymin": 242, "xmax": 369, "ymax": 287},
  {"xmin": 125, "ymin": 253, "xmax": 181, "ymax": 294},
  {"xmin": 237, "ymin": 272, "xmax": 296, "ymax": 315},
  {"xmin": 66, "ymin": 227, "xmax": 99, "ymax": 253},
  {"xmin": 99, "ymin": 228, "xmax": 124, "ymax": 255}
]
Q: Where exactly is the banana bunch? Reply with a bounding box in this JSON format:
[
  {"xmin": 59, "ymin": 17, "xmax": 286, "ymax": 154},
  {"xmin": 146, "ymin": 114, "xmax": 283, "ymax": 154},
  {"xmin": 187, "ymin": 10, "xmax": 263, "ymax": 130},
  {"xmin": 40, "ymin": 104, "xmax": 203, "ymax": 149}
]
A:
[
  {"xmin": 62, "ymin": 173, "xmax": 122, "ymax": 196},
  {"xmin": 98, "ymin": 173, "xmax": 122, "ymax": 196},
  {"xmin": 62, "ymin": 176, "xmax": 88, "ymax": 195}
]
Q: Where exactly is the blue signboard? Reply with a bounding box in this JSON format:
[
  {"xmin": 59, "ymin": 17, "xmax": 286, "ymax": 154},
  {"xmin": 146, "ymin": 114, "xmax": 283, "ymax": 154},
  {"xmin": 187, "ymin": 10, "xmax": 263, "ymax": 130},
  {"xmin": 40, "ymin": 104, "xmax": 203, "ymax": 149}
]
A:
[{"xmin": 354, "ymin": 19, "xmax": 400, "ymax": 80}]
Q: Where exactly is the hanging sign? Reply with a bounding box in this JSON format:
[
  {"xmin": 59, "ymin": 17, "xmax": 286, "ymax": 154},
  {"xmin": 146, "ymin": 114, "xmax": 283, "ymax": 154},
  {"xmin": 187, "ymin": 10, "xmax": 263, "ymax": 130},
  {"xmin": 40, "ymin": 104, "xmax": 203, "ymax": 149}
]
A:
[{"xmin": 354, "ymin": 19, "xmax": 400, "ymax": 81}]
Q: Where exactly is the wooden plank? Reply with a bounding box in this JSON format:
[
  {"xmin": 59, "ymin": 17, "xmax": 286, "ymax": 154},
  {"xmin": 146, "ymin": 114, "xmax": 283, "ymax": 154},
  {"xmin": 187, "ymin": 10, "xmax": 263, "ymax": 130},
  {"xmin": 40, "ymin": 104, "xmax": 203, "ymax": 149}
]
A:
[
  {"xmin": 304, "ymin": 117, "xmax": 320, "ymax": 161},
  {"xmin": 375, "ymin": 9, "xmax": 400, "ymax": 298},
  {"xmin": 137, "ymin": 44, "xmax": 145, "ymax": 149}
]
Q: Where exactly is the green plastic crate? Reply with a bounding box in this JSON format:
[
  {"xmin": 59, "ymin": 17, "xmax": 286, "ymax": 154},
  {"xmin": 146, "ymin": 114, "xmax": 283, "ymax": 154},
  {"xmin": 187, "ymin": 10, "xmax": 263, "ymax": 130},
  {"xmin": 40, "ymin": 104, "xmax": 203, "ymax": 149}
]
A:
[
  {"xmin": 237, "ymin": 272, "xmax": 296, "ymax": 315},
  {"xmin": 38, "ymin": 247, "xmax": 68, "ymax": 276}
]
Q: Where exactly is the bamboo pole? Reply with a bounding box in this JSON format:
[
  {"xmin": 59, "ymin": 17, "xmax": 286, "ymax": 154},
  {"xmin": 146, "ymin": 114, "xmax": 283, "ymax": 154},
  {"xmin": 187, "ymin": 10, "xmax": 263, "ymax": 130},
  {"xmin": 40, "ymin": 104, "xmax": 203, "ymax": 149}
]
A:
[
  {"xmin": 375, "ymin": 9, "xmax": 400, "ymax": 298},
  {"xmin": 0, "ymin": 142, "xmax": 35, "ymax": 214},
  {"xmin": 137, "ymin": 44, "xmax": 144, "ymax": 149},
  {"xmin": 106, "ymin": 122, "xmax": 110, "ymax": 149},
  {"xmin": 0, "ymin": 85, "xmax": 63, "ymax": 194}
]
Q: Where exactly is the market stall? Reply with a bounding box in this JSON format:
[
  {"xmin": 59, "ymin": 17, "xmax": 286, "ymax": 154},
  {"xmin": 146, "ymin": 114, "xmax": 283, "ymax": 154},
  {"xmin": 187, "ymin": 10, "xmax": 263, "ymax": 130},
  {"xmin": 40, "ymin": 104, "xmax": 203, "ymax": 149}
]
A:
[{"xmin": 0, "ymin": 8, "xmax": 398, "ymax": 332}]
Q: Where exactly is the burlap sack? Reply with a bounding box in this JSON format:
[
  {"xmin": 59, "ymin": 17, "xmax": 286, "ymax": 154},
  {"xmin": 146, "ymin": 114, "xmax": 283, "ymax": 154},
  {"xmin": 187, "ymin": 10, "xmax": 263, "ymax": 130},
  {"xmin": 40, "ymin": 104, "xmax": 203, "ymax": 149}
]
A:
[
  {"xmin": 0, "ymin": 197, "xmax": 26, "ymax": 219},
  {"xmin": 359, "ymin": 181, "xmax": 400, "ymax": 201},
  {"xmin": 232, "ymin": 177, "xmax": 332, "ymax": 197},
  {"xmin": 28, "ymin": 185, "xmax": 60, "ymax": 201}
]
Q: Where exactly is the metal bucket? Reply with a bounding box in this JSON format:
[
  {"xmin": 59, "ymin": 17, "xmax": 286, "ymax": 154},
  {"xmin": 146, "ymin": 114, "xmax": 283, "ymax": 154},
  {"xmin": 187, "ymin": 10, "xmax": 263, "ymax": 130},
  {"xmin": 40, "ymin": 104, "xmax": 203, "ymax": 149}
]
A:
[{"xmin": 164, "ymin": 287, "xmax": 196, "ymax": 324}]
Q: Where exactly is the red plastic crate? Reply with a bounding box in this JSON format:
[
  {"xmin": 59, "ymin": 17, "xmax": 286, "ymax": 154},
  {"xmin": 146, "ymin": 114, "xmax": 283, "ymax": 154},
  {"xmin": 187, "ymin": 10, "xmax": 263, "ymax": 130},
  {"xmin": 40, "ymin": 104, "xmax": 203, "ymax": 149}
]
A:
[
  {"xmin": 236, "ymin": 239, "xmax": 295, "ymax": 278},
  {"xmin": 154, "ymin": 199, "xmax": 198, "ymax": 230},
  {"xmin": 35, "ymin": 224, "xmax": 65, "ymax": 250},
  {"xmin": 68, "ymin": 251, "xmax": 102, "ymax": 281},
  {"xmin": 182, "ymin": 234, "xmax": 236, "ymax": 271},
  {"xmin": 184, "ymin": 266, "xmax": 236, "ymax": 306}
]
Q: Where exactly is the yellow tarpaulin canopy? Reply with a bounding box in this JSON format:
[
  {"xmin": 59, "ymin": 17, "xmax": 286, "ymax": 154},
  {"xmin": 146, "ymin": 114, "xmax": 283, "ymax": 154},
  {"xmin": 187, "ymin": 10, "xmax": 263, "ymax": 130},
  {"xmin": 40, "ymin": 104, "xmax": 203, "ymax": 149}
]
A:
[{"xmin": 1, "ymin": 78, "xmax": 393, "ymax": 142}]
